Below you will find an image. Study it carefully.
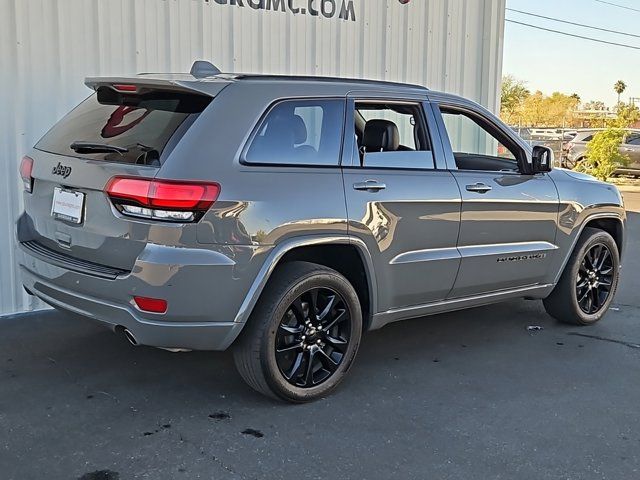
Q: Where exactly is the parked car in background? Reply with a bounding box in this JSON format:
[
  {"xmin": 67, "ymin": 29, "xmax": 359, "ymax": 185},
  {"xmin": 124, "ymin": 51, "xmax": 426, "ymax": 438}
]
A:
[
  {"xmin": 565, "ymin": 128, "xmax": 640, "ymax": 174},
  {"xmin": 529, "ymin": 128, "xmax": 576, "ymax": 142},
  {"xmin": 16, "ymin": 62, "xmax": 626, "ymax": 402}
]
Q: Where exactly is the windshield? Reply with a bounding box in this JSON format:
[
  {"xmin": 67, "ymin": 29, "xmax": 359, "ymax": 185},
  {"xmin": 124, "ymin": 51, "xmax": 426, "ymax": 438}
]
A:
[{"xmin": 36, "ymin": 87, "xmax": 211, "ymax": 166}]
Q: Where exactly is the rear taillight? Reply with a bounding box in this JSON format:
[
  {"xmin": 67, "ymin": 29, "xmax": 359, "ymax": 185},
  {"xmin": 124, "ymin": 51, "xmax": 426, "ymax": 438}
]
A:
[
  {"xmin": 105, "ymin": 177, "xmax": 220, "ymax": 222},
  {"xmin": 133, "ymin": 296, "xmax": 168, "ymax": 314},
  {"xmin": 19, "ymin": 156, "xmax": 34, "ymax": 193}
]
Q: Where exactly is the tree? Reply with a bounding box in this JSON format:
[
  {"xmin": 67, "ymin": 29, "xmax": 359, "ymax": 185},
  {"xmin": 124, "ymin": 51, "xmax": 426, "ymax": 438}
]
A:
[
  {"xmin": 500, "ymin": 75, "xmax": 530, "ymax": 124},
  {"xmin": 614, "ymin": 80, "xmax": 627, "ymax": 105},
  {"xmin": 584, "ymin": 100, "xmax": 606, "ymax": 111},
  {"xmin": 577, "ymin": 128, "xmax": 627, "ymax": 181},
  {"xmin": 615, "ymin": 103, "xmax": 640, "ymax": 127},
  {"xmin": 518, "ymin": 91, "xmax": 580, "ymax": 127}
]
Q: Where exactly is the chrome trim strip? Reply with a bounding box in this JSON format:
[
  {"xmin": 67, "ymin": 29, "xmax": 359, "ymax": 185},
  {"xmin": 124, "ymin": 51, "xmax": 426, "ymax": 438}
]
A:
[
  {"xmin": 458, "ymin": 241, "xmax": 558, "ymax": 258},
  {"xmin": 390, "ymin": 247, "xmax": 460, "ymax": 265},
  {"xmin": 390, "ymin": 241, "xmax": 557, "ymax": 266}
]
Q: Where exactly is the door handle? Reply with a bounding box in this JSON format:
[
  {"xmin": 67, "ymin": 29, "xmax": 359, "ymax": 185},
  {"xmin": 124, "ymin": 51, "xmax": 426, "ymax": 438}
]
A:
[
  {"xmin": 466, "ymin": 183, "xmax": 492, "ymax": 194},
  {"xmin": 353, "ymin": 180, "xmax": 387, "ymax": 192},
  {"xmin": 622, "ymin": 147, "xmax": 633, "ymax": 152}
]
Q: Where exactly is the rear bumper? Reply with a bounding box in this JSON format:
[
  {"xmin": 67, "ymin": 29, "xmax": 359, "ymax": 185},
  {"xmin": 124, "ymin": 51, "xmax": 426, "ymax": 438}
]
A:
[{"xmin": 18, "ymin": 241, "xmax": 255, "ymax": 351}]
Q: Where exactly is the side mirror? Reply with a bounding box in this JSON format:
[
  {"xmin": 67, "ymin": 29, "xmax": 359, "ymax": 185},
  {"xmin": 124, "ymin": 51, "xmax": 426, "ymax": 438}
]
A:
[{"xmin": 531, "ymin": 145, "xmax": 554, "ymax": 173}]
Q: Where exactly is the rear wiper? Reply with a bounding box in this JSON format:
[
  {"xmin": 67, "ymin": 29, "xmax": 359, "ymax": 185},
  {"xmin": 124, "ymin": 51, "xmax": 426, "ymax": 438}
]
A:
[{"xmin": 70, "ymin": 141, "xmax": 129, "ymax": 154}]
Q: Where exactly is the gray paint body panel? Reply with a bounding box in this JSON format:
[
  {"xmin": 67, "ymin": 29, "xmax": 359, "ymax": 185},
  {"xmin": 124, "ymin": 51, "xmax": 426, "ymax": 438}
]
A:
[{"xmin": 16, "ymin": 74, "xmax": 625, "ymax": 349}]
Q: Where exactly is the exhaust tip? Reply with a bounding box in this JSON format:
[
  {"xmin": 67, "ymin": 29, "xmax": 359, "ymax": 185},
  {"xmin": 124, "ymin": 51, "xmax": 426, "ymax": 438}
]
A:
[{"xmin": 122, "ymin": 328, "xmax": 138, "ymax": 347}]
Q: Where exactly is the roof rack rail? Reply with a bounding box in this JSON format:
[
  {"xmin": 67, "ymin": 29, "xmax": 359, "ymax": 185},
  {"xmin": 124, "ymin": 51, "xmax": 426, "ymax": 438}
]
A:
[{"xmin": 190, "ymin": 60, "xmax": 221, "ymax": 78}]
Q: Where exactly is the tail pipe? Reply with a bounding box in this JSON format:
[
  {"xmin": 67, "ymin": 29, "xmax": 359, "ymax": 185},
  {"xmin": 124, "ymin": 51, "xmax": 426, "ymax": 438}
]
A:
[{"xmin": 118, "ymin": 327, "xmax": 139, "ymax": 346}]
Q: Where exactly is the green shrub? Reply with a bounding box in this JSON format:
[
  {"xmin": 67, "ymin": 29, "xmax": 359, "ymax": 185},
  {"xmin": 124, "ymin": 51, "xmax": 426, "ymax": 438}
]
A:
[{"xmin": 576, "ymin": 128, "xmax": 628, "ymax": 181}]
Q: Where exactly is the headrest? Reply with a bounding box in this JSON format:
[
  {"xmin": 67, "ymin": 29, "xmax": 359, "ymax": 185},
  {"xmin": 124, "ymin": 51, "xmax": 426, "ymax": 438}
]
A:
[
  {"xmin": 264, "ymin": 113, "xmax": 307, "ymax": 146},
  {"xmin": 363, "ymin": 119, "xmax": 400, "ymax": 152},
  {"xmin": 292, "ymin": 115, "xmax": 307, "ymax": 144}
]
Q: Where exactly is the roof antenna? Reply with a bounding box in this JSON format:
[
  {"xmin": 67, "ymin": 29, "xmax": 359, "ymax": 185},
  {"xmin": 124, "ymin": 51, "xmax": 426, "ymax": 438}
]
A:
[{"xmin": 190, "ymin": 60, "xmax": 221, "ymax": 78}]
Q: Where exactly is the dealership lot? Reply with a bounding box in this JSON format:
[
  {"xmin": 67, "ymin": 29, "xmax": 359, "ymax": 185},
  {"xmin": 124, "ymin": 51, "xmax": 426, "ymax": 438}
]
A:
[{"xmin": 2, "ymin": 192, "xmax": 640, "ymax": 480}]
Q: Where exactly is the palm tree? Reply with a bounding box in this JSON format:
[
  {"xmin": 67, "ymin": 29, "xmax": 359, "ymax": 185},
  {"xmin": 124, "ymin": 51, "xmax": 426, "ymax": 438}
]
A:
[{"xmin": 614, "ymin": 80, "xmax": 627, "ymax": 105}]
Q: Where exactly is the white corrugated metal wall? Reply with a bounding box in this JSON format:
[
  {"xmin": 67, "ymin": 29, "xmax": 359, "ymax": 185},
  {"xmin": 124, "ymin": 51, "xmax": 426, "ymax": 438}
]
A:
[{"xmin": 0, "ymin": 0, "xmax": 506, "ymax": 316}]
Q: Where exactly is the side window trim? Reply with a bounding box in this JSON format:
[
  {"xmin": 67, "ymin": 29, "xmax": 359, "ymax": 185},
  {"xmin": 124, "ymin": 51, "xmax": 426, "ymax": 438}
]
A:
[
  {"xmin": 240, "ymin": 97, "xmax": 347, "ymax": 168},
  {"xmin": 433, "ymin": 101, "xmax": 530, "ymax": 174},
  {"xmin": 426, "ymin": 101, "xmax": 453, "ymax": 170},
  {"xmin": 342, "ymin": 97, "xmax": 436, "ymax": 171}
]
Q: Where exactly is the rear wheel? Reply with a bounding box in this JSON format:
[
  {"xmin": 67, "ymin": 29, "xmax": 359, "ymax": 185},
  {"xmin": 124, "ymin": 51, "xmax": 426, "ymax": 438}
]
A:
[
  {"xmin": 544, "ymin": 228, "xmax": 619, "ymax": 325},
  {"xmin": 233, "ymin": 261, "xmax": 362, "ymax": 402}
]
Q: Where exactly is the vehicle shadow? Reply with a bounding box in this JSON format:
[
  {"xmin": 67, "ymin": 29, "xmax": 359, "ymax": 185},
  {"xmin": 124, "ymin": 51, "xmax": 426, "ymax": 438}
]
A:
[{"xmin": 2, "ymin": 296, "xmax": 557, "ymax": 407}]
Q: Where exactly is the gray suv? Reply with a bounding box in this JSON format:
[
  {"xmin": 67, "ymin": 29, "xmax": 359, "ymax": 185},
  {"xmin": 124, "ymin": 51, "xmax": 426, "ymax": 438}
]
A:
[
  {"xmin": 565, "ymin": 128, "xmax": 640, "ymax": 175},
  {"xmin": 16, "ymin": 62, "xmax": 626, "ymax": 402}
]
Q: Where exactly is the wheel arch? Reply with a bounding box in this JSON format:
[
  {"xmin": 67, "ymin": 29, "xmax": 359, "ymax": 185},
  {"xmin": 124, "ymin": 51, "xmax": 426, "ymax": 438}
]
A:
[
  {"xmin": 233, "ymin": 236, "xmax": 378, "ymax": 331},
  {"xmin": 584, "ymin": 216, "xmax": 624, "ymax": 256},
  {"xmin": 553, "ymin": 213, "xmax": 625, "ymax": 284}
]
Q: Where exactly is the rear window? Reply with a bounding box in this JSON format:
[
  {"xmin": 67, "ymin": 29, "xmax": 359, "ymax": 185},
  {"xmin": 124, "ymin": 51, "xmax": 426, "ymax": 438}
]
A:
[{"xmin": 36, "ymin": 87, "xmax": 211, "ymax": 166}]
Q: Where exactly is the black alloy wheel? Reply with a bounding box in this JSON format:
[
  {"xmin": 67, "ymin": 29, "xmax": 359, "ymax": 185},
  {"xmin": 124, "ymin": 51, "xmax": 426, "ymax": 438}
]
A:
[
  {"xmin": 576, "ymin": 243, "xmax": 614, "ymax": 315},
  {"xmin": 275, "ymin": 287, "xmax": 352, "ymax": 388},
  {"xmin": 543, "ymin": 227, "xmax": 620, "ymax": 326},
  {"xmin": 233, "ymin": 261, "xmax": 362, "ymax": 402}
]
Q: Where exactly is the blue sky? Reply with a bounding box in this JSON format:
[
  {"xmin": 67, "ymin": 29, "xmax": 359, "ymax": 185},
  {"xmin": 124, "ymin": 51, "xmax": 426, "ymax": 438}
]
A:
[{"xmin": 504, "ymin": 0, "xmax": 640, "ymax": 106}]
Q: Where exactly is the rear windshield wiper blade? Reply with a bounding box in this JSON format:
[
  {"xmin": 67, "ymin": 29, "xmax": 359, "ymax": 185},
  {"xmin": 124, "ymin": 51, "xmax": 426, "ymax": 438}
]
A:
[{"xmin": 70, "ymin": 141, "xmax": 129, "ymax": 154}]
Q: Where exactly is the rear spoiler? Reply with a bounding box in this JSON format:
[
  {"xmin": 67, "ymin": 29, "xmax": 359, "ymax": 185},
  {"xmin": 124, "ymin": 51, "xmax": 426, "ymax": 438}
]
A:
[
  {"xmin": 85, "ymin": 76, "xmax": 229, "ymax": 97},
  {"xmin": 85, "ymin": 61, "xmax": 227, "ymax": 97}
]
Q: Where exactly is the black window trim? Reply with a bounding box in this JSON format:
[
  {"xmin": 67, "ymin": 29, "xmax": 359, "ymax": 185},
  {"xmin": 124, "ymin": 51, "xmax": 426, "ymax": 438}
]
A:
[
  {"xmin": 239, "ymin": 96, "xmax": 347, "ymax": 169},
  {"xmin": 342, "ymin": 97, "xmax": 438, "ymax": 172},
  {"xmin": 435, "ymin": 102, "xmax": 531, "ymax": 175}
]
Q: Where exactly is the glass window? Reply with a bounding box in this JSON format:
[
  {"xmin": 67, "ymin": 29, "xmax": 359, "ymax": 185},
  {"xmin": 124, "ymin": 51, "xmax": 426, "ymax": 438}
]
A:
[
  {"xmin": 353, "ymin": 102, "xmax": 433, "ymax": 169},
  {"xmin": 440, "ymin": 107, "xmax": 519, "ymax": 172},
  {"xmin": 36, "ymin": 88, "xmax": 211, "ymax": 166},
  {"xmin": 626, "ymin": 134, "xmax": 640, "ymax": 145},
  {"xmin": 245, "ymin": 99, "xmax": 344, "ymax": 166}
]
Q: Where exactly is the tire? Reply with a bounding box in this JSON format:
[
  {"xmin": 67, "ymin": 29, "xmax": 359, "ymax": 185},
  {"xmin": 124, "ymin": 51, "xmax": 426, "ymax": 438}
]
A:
[
  {"xmin": 543, "ymin": 227, "xmax": 620, "ymax": 325},
  {"xmin": 233, "ymin": 261, "xmax": 363, "ymax": 402}
]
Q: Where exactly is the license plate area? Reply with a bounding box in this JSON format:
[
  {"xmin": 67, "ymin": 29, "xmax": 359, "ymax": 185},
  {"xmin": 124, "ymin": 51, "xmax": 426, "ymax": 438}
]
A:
[{"xmin": 51, "ymin": 187, "xmax": 85, "ymax": 224}]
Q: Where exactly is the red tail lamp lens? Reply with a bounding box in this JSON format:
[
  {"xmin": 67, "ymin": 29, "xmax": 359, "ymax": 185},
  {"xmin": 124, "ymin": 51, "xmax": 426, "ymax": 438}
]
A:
[
  {"xmin": 20, "ymin": 156, "xmax": 34, "ymax": 193},
  {"xmin": 105, "ymin": 177, "xmax": 220, "ymax": 211},
  {"xmin": 134, "ymin": 296, "xmax": 168, "ymax": 314}
]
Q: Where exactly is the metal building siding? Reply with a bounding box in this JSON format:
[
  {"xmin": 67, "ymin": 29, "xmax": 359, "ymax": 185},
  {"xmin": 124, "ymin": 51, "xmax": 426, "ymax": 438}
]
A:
[{"xmin": 0, "ymin": 0, "xmax": 506, "ymax": 316}]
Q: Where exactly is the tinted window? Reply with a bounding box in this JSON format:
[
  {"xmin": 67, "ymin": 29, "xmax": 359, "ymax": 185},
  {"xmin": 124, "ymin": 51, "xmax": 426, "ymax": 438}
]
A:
[
  {"xmin": 245, "ymin": 99, "xmax": 344, "ymax": 166},
  {"xmin": 354, "ymin": 102, "xmax": 433, "ymax": 169},
  {"xmin": 440, "ymin": 107, "xmax": 519, "ymax": 172},
  {"xmin": 626, "ymin": 135, "xmax": 640, "ymax": 145},
  {"xmin": 36, "ymin": 88, "xmax": 211, "ymax": 166}
]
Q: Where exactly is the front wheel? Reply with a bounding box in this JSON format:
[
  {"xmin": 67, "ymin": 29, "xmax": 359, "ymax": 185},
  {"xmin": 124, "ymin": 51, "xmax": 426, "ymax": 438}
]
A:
[
  {"xmin": 233, "ymin": 261, "xmax": 362, "ymax": 402},
  {"xmin": 544, "ymin": 227, "xmax": 620, "ymax": 325}
]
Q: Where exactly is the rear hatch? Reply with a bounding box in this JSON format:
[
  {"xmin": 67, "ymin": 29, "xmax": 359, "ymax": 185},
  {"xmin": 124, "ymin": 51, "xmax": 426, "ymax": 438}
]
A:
[{"xmin": 20, "ymin": 77, "xmax": 227, "ymax": 272}]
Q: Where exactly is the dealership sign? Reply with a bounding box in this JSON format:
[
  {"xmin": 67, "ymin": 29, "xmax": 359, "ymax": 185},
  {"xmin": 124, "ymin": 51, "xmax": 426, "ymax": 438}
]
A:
[{"xmin": 209, "ymin": 0, "xmax": 357, "ymax": 21}]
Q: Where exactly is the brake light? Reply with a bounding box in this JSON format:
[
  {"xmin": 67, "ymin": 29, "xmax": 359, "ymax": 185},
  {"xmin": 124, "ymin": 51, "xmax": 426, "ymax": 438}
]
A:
[
  {"xmin": 19, "ymin": 156, "xmax": 34, "ymax": 193},
  {"xmin": 133, "ymin": 296, "xmax": 168, "ymax": 314},
  {"xmin": 113, "ymin": 84, "xmax": 138, "ymax": 92},
  {"xmin": 105, "ymin": 177, "xmax": 220, "ymax": 222}
]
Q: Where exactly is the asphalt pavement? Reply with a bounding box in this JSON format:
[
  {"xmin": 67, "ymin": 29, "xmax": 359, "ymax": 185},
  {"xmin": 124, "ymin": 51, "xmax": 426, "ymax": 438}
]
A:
[{"xmin": 2, "ymin": 193, "xmax": 640, "ymax": 480}]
